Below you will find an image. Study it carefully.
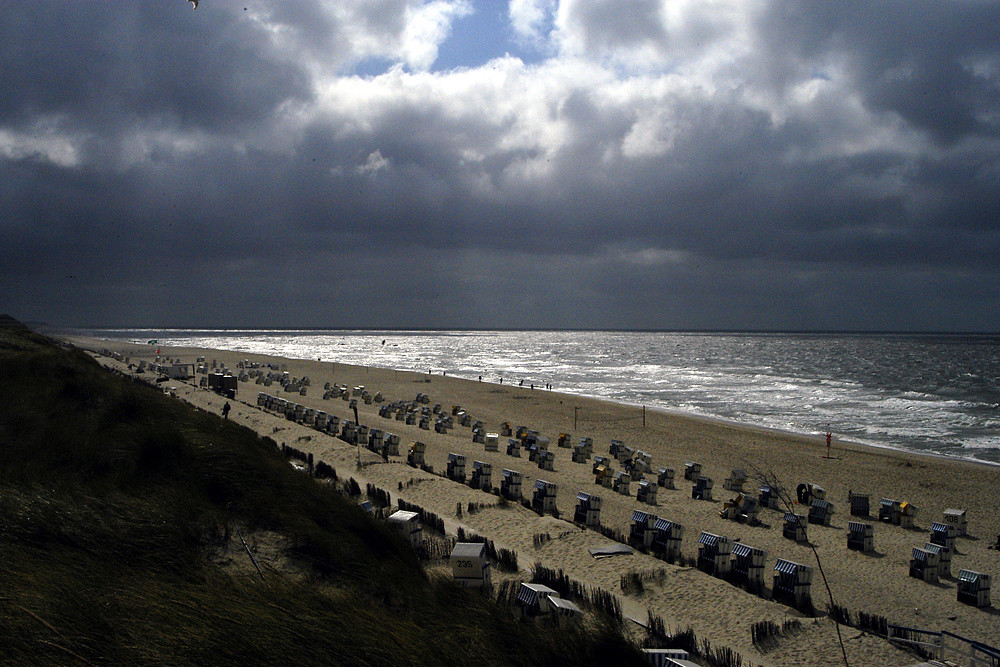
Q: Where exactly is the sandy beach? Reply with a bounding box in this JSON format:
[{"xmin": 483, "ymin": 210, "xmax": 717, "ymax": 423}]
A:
[{"xmin": 73, "ymin": 337, "xmax": 1000, "ymax": 667}]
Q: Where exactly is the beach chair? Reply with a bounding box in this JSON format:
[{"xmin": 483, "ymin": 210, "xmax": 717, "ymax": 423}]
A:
[
  {"xmin": 516, "ymin": 583, "xmax": 559, "ymax": 616},
  {"xmin": 630, "ymin": 510, "xmax": 657, "ymax": 549},
  {"xmin": 384, "ymin": 433, "xmax": 401, "ymax": 457},
  {"xmin": 696, "ymin": 532, "xmax": 732, "ymax": 576},
  {"xmin": 574, "ymin": 492, "xmax": 601, "ymax": 527},
  {"xmin": 909, "ymin": 547, "xmax": 939, "ymax": 584},
  {"xmin": 943, "ymin": 508, "xmax": 968, "ymax": 537},
  {"xmin": 657, "ymin": 467, "xmax": 676, "ymax": 489},
  {"xmin": 684, "ymin": 461, "xmax": 702, "ymax": 481},
  {"xmin": 849, "ymin": 491, "xmax": 870, "ymax": 517},
  {"xmin": 722, "ymin": 469, "xmax": 748, "ymax": 493},
  {"xmin": 922, "ymin": 542, "xmax": 951, "ymax": 578},
  {"xmin": 609, "ymin": 439, "xmax": 625, "ymax": 459},
  {"xmin": 446, "ymin": 453, "xmax": 467, "ymax": 483},
  {"xmin": 731, "ymin": 542, "xmax": 767, "ymax": 592},
  {"xmin": 808, "ymin": 498, "xmax": 834, "ymax": 526},
  {"xmin": 450, "ymin": 542, "xmax": 492, "ymax": 588},
  {"xmin": 783, "ymin": 513, "xmax": 807, "ymax": 542},
  {"xmin": 879, "ymin": 498, "xmax": 901, "ymax": 524},
  {"xmin": 795, "ymin": 482, "xmax": 824, "ymax": 505},
  {"xmin": 387, "ymin": 511, "xmax": 422, "ymax": 550},
  {"xmin": 368, "ymin": 428, "xmax": 384, "ymax": 452},
  {"xmin": 506, "ymin": 438, "xmax": 521, "ymax": 457},
  {"xmin": 531, "ymin": 479, "xmax": 558, "ymax": 515},
  {"xmin": 500, "ymin": 469, "xmax": 522, "ymax": 500},
  {"xmin": 613, "ymin": 471, "xmax": 631, "ymax": 496},
  {"xmin": 957, "ymin": 570, "xmax": 991, "ymax": 608},
  {"xmin": 691, "ymin": 476, "xmax": 713, "ymax": 501},
  {"xmin": 847, "ymin": 521, "xmax": 874, "ymax": 553},
  {"xmin": 652, "ymin": 518, "xmax": 684, "ymax": 561},
  {"xmin": 773, "ymin": 559, "xmax": 812, "ymax": 607},
  {"xmin": 636, "ymin": 480, "xmax": 658, "ymax": 505},
  {"xmin": 758, "ymin": 484, "xmax": 779, "ymax": 510},
  {"xmin": 406, "ymin": 441, "xmax": 426, "ymax": 467},
  {"xmin": 930, "ymin": 522, "xmax": 956, "ymax": 572},
  {"xmin": 470, "ymin": 461, "xmax": 492, "ymax": 490}
]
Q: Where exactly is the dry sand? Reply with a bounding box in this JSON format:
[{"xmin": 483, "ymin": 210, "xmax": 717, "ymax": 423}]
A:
[{"xmin": 73, "ymin": 337, "xmax": 1000, "ymax": 667}]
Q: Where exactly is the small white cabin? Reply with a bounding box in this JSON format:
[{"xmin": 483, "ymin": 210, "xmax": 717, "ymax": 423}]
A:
[
  {"xmin": 450, "ymin": 542, "xmax": 491, "ymax": 588},
  {"xmin": 387, "ymin": 510, "xmax": 422, "ymax": 549}
]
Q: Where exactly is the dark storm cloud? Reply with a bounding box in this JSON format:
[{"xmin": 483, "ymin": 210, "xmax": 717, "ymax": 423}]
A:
[
  {"xmin": 1, "ymin": 0, "xmax": 998, "ymax": 330},
  {"xmin": 753, "ymin": 1, "xmax": 1000, "ymax": 144},
  {"xmin": 0, "ymin": 3, "xmax": 310, "ymax": 135}
]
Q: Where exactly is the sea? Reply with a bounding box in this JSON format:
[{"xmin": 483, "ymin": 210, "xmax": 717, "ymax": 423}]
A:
[{"xmin": 73, "ymin": 329, "xmax": 1000, "ymax": 466}]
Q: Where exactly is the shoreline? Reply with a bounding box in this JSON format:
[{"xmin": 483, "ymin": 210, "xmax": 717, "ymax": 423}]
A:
[
  {"xmin": 70, "ymin": 336, "xmax": 1000, "ymax": 667},
  {"xmin": 68, "ymin": 332, "xmax": 999, "ymax": 469}
]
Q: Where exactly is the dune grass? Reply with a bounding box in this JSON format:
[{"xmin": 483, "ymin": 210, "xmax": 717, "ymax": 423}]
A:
[{"xmin": 0, "ymin": 319, "xmax": 643, "ymax": 665}]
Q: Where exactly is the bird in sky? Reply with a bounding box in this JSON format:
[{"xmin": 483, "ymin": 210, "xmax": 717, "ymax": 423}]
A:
[{"xmin": 188, "ymin": 0, "xmax": 198, "ymax": 9}]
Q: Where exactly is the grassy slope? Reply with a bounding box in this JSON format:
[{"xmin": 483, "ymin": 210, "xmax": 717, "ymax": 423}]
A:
[{"xmin": 0, "ymin": 318, "xmax": 643, "ymax": 666}]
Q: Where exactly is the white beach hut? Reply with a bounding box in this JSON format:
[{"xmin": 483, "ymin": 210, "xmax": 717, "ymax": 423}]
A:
[
  {"xmin": 450, "ymin": 542, "xmax": 491, "ymax": 588},
  {"xmin": 388, "ymin": 510, "xmax": 422, "ymax": 550},
  {"xmin": 943, "ymin": 508, "xmax": 968, "ymax": 537}
]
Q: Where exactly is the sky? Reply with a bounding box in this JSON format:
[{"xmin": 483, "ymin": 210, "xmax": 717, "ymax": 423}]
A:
[{"xmin": 1, "ymin": 0, "xmax": 999, "ymax": 331}]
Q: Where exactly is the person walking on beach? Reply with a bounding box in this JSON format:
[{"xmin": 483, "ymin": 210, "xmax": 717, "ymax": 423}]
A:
[{"xmin": 222, "ymin": 401, "xmax": 231, "ymax": 420}]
